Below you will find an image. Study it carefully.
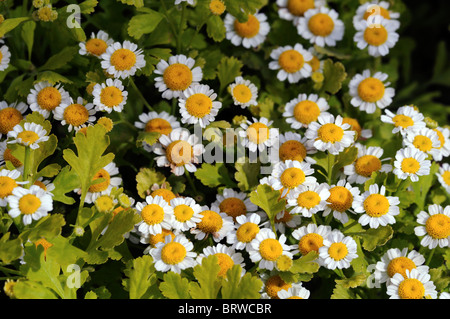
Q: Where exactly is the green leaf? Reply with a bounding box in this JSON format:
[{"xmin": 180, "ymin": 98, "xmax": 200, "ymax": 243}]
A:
[
  {"xmin": 136, "ymin": 167, "xmax": 166, "ymax": 198},
  {"xmin": 359, "ymin": 225, "xmax": 394, "ymax": 251},
  {"xmin": 221, "ymin": 265, "xmax": 263, "ymax": 299},
  {"xmin": 18, "ymin": 214, "xmax": 66, "ymax": 243},
  {"xmin": 189, "ymin": 255, "xmax": 221, "ymax": 299},
  {"xmin": 13, "ymin": 280, "xmax": 58, "ymax": 299},
  {"xmin": 36, "ymin": 71, "xmax": 73, "ymax": 84},
  {"xmin": 330, "ymin": 282, "xmax": 359, "ymax": 299},
  {"xmin": 429, "ymin": 266, "xmax": 450, "ymax": 291},
  {"xmin": 128, "ymin": 10, "xmax": 164, "ymax": 40},
  {"xmin": 0, "ymin": 233, "xmax": 23, "ymax": 264},
  {"xmin": 217, "ymin": 56, "xmax": 243, "ymax": 93},
  {"xmin": 136, "ymin": 131, "xmax": 161, "ymax": 148},
  {"xmin": 321, "ymin": 59, "xmax": 347, "ymax": 95},
  {"xmin": 249, "ymin": 184, "xmax": 286, "ymax": 223},
  {"xmin": 123, "ymin": 255, "xmax": 159, "ymax": 299},
  {"xmin": 51, "ymin": 166, "xmax": 80, "ymax": 205},
  {"xmin": 0, "ymin": 17, "xmax": 30, "ymax": 38},
  {"xmin": 206, "ymin": 15, "xmax": 226, "ymax": 42},
  {"xmin": 234, "ymin": 158, "xmax": 261, "ymax": 192},
  {"xmin": 160, "ymin": 271, "xmax": 192, "ymax": 299},
  {"xmin": 335, "ymin": 273, "xmax": 367, "ymax": 289},
  {"xmin": 79, "ymin": 0, "xmax": 99, "ymax": 14},
  {"xmin": 117, "ymin": 0, "xmax": 144, "ymax": 7},
  {"xmin": 194, "ymin": 163, "xmax": 237, "ymax": 188},
  {"xmin": 290, "ymin": 251, "xmax": 320, "ymax": 274},
  {"xmin": 332, "ymin": 146, "xmax": 358, "ymax": 178},
  {"xmin": 38, "ymin": 46, "xmax": 78, "ymax": 71},
  {"xmin": 223, "ymin": 0, "xmax": 266, "ymax": 22},
  {"xmin": 21, "ymin": 20, "xmax": 36, "ymax": 60}
]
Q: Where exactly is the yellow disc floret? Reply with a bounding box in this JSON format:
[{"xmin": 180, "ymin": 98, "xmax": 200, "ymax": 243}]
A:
[
  {"xmin": 0, "ymin": 176, "xmax": 17, "ymax": 199},
  {"xmin": 0, "ymin": 108, "xmax": 23, "ymax": 135},
  {"xmin": 141, "ymin": 203, "xmax": 165, "ymax": 225},
  {"xmin": 308, "ymin": 13, "xmax": 335, "ymax": 36},
  {"xmin": 287, "ymin": 0, "xmax": 315, "ymax": 16},
  {"xmin": 265, "ymin": 275, "xmax": 291, "ymax": 299},
  {"xmin": 355, "ymin": 155, "xmax": 382, "ymax": 177},
  {"xmin": 234, "ymin": 14, "xmax": 260, "ymax": 38},
  {"xmin": 259, "ymin": 238, "xmax": 283, "ymax": 261},
  {"xmin": 219, "ymin": 197, "xmax": 247, "ymax": 220},
  {"xmin": 364, "ymin": 25, "xmax": 388, "ymax": 46},
  {"xmin": 173, "ymin": 204, "xmax": 195, "ymax": 223},
  {"xmin": 163, "ymin": 63, "xmax": 193, "ymax": 91},
  {"xmin": 327, "ymin": 186, "xmax": 353, "ymax": 212},
  {"xmin": 110, "ymin": 48, "xmax": 136, "ymax": 71},
  {"xmin": 357, "ymin": 77, "xmax": 385, "ymax": 103},
  {"xmin": 37, "ymin": 87, "xmax": 62, "ymax": 111},
  {"xmin": 18, "ymin": 194, "xmax": 41, "ymax": 215},
  {"xmin": 232, "ymin": 84, "xmax": 252, "ymax": 104},
  {"xmin": 145, "ymin": 118, "xmax": 172, "ymax": 135},
  {"xmin": 392, "ymin": 115, "xmax": 414, "ymax": 129},
  {"xmin": 279, "ymin": 140, "xmax": 307, "ymax": 162},
  {"xmin": 328, "ymin": 242, "xmax": 348, "ymax": 261},
  {"xmin": 165, "ymin": 140, "xmax": 193, "ymax": 166},
  {"xmin": 236, "ymin": 222, "xmax": 260, "ymax": 243},
  {"xmin": 185, "ymin": 93, "xmax": 213, "ymax": 118},
  {"xmin": 401, "ymin": 158, "xmax": 420, "ymax": 174},
  {"xmin": 198, "ymin": 210, "xmax": 223, "ymax": 234},
  {"xmin": 161, "ymin": 242, "xmax": 186, "ymax": 265},
  {"xmin": 247, "ymin": 122, "xmax": 269, "ymax": 144},
  {"xmin": 215, "ymin": 253, "xmax": 234, "ymax": 277},
  {"xmin": 293, "ymin": 100, "xmax": 321, "ymax": 125},
  {"xmin": 398, "ymin": 278, "xmax": 425, "ymax": 299},
  {"xmin": 89, "ymin": 168, "xmax": 111, "ymax": 193},
  {"xmin": 280, "ymin": 167, "xmax": 306, "ymax": 189},
  {"xmin": 317, "ymin": 123, "xmax": 344, "ymax": 143},
  {"xmin": 85, "ymin": 38, "xmax": 108, "ymax": 56},
  {"xmin": 363, "ymin": 194, "xmax": 390, "ymax": 217},
  {"xmin": 298, "ymin": 233, "xmax": 324, "ymax": 255},
  {"xmin": 297, "ymin": 190, "xmax": 321, "ymax": 208},
  {"xmin": 278, "ymin": 50, "xmax": 305, "ymax": 73},
  {"xmin": 63, "ymin": 103, "xmax": 89, "ymax": 127},
  {"xmin": 387, "ymin": 257, "xmax": 417, "ymax": 279},
  {"xmin": 425, "ymin": 214, "xmax": 450, "ymax": 239},
  {"xmin": 412, "ymin": 135, "xmax": 433, "ymax": 153}
]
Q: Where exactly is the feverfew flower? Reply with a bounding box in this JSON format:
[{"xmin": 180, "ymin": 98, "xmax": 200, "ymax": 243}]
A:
[
  {"xmin": 386, "ymin": 269, "xmax": 437, "ymax": 299},
  {"xmin": 381, "ymin": 105, "xmax": 426, "ymax": 136},
  {"xmin": 27, "ymin": 81, "xmax": 71, "ymax": 119},
  {"xmin": 224, "ymin": 12, "xmax": 270, "ymax": 49},
  {"xmin": 268, "ymin": 44, "xmax": 313, "ymax": 83},
  {"xmin": 393, "ymin": 147, "xmax": 431, "ymax": 182},
  {"xmin": 79, "ymin": 30, "xmax": 114, "ymax": 58},
  {"xmin": 283, "ymin": 93, "xmax": 330, "ymax": 129},
  {"xmin": 414, "ymin": 204, "xmax": 450, "ymax": 249},
  {"xmin": 276, "ymin": 0, "xmax": 326, "ymax": 25},
  {"xmin": 7, "ymin": 122, "xmax": 49, "ymax": 150},
  {"xmin": 100, "ymin": 41, "xmax": 146, "ymax": 79},
  {"xmin": 228, "ymin": 76, "xmax": 258, "ymax": 108},
  {"xmin": 354, "ymin": 17, "xmax": 399, "ymax": 57},
  {"xmin": 319, "ymin": 230, "xmax": 358, "ymax": 270}
]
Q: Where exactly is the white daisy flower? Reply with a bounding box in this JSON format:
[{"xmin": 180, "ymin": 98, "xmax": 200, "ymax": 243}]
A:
[
  {"xmin": 374, "ymin": 248, "xmax": 429, "ymax": 285},
  {"xmin": 270, "ymin": 160, "xmax": 317, "ymax": 197},
  {"xmin": 92, "ymin": 78, "xmax": 128, "ymax": 113},
  {"xmin": 440, "ymin": 292, "xmax": 450, "ymax": 299},
  {"xmin": 437, "ymin": 163, "xmax": 450, "ymax": 194},
  {"xmin": 268, "ymin": 44, "xmax": 313, "ymax": 83},
  {"xmin": 100, "ymin": 40, "xmax": 146, "ymax": 79},
  {"xmin": 27, "ymin": 81, "xmax": 71, "ymax": 119},
  {"xmin": 323, "ymin": 179, "xmax": 361, "ymax": 224},
  {"xmin": 0, "ymin": 44, "xmax": 11, "ymax": 71},
  {"xmin": 380, "ymin": 105, "xmax": 426, "ymax": 136},
  {"xmin": 33, "ymin": 176, "xmax": 55, "ymax": 194},
  {"xmin": 305, "ymin": 113, "xmax": 356, "ymax": 155},
  {"xmin": 386, "ymin": 269, "xmax": 437, "ymax": 299},
  {"xmin": 275, "ymin": 131, "xmax": 317, "ymax": 164},
  {"xmin": 354, "ymin": 17, "xmax": 399, "ymax": 57},
  {"xmin": 319, "ymin": 230, "xmax": 358, "ymax": 270},
  {"xmin": 0, "ymin": 169, "xmax": 28, "ymax": 206},
  {"xmin": 169, "ymin": 196, "xmax": 202, "ymax": 232},
  {"xmin": 292, "ymin": 223, "xmax": 332, "ymax": 256},
  {"xmin": 0, "ymin": 140, "xmax": 22, "ymax": 169},
  {"xmin": 213, "ymin": 188, "xmax": 257, "ymax": 222},
  {"xmin": 342, "ymin": 117, "xmax": 373, "ymax": 141},
  {"xmin": 432, "ymin": 126, "xmax": 450, "ymax": 161},
  {"xmin": 228, "ymin": 76, "xmax": 258, "ymax": 108},
  {"xmin": 349, "ymin": 69, "xmax": 395, "ymax": 114},
  {"xmin": 7, "ymin": 185, "xmax": 53, "ymax": 226},
  {"xmin": 79, "ymin": 30, "xmax": 114, "ymax": 58},
  {"xmin": 150, "ymin": 234, "xmax": 197, "ymax": 274},
  {"xmin": 276, "ymin": 0, "xmax": 326, "ymax": 26},
  {"xmin": 224, "ymin": 12, "xmax": 270, "ymax": 49},
  {"xmin": 0, "ymin": 101, "xmax": 28, "ymax": 138},
  {"xmin": 393, "ymin": 147, "xmax": 431, "ymax": 182},
  {"xmin": 238, "ymin": 117, "xmax": 279, "ymax": 153},
  {"xmin": 152, "ymin": 127, "xmax": 204, "ymax": 176},
  {"xmin": 414, "ymin": 204, "xmax": 450, "ymax": 249},
  {"xmin": 353, "ymin": 184, "xmax": 400, "ymax": 229},
  {"xmin": 191, "ymin": 206, "xmax": 235, "ymax": 243},
  {"xmin": 287, "ymin": 182, "xmax": 330, "ymax": 217},
  {"xmin": 154, "ymin": 54, "xmax": 203, "ymax": 100},
  {"xmin": 353, "ymin": 1, "xmax": 400, "ymax": 30},
  {"xmin": 7, "ymin": 122, "xmax": 49, "ymax": 150},
  {"xmin": 174, "ymin": 0, "xmax": 194, "ymax": 5},
  {"xmin": 403, "ymin": 127, "xmax": 442, "ymax": 160},
  {"xmin": 77, "ymin": 161, "xmax": 122, "ymax": 204},
  {"xmin": 274, "ymin": 210, "xmax": 302, "ymax": 234},
  {"xmin": 248, "ymin": 228, "xmax": 294, "ymax": 271},
  {"xmin": 178, "ymin": 84, "xmax": 222, "ymax": 128},
  {"xmin": 196, "ymin": 243, "xmax": 246, "ymax": 277},
  {"xmin": 343, "ymin": 143, "xmax": 392, "ymax": 184},
  {"xmin": 226, "ymin": 213, "xmax": 268, "ymax": 251},
  {"xmin": 53, "ymin": 97, "xmax": 96, "ymax": 132},
  {"xmin": 283, "ymin": 93, "xmax": 330, "ymax": 129},
  {"xmin": 297, "ymin": 7, "xmax": 345, "ymax": 47},
  {"xmin": 278, "ymin": 285, "xmax": 311, "ymax": 299},
  {"xmin": 134, "ymin": 111, "xmax": 180, "ymax": 151},
  {"xmin": 135, "ymin": 195, "xmax": 174, "ymax": 236}
]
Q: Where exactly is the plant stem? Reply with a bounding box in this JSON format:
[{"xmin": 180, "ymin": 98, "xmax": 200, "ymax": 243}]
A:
[
  {"xmin": 129, "ymin": 77, "xmax": 153, "ymax": 111},
  {"xmin": 327, "ymin": 152, "xmax": 335, "ymax": 184},
  {"xmin": 160, "ymin": 0, "xmax": 179, "ymax": 49},
  {"xmin": 426, "ymin": 248, "xmax": 435, "ymax": 266},
  {"xmin": 325, "ymin": 212, "xmax": 333, "ymax": 225},
  {"xmin": 22, "ymin": 147, "xmax": 31, "ymax": 184},
  {"xmin": 342, "ymin": 220, "xmax": 359, "ymax": 233},
  {"xmin": 185, "ymin": 170, "xmax": 197, "ymax": 194},
  {"xmin": 177, "ymin": 2, "xmax": 187, "ymax": 54},
  {"xmin": 333, "ymin": 268, "xmax": 346, "ymax": 279},
  {"xmin": 311, "ymin": 214, "xmax": 318, "ymax": 225},
  {"xmin": 0, "ymin": 265, "xmax": 22, "ymax": 276}
]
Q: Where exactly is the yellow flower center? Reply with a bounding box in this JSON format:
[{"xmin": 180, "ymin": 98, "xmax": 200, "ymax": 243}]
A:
[
  {"xmin": 259, "ymin": 238, "xmax": 283, "ymax": 261},
  {"xmin": 234, "ymin": 14, "xmax": 260, "ymax": 38},
  {"xmin": 85, "ymin": 38, "xmax": 108, "ymax": 56},
  {"xmin": 278, "ymin": 50, "xmax": 305, "ymax": 73},
  {"xmin": 198, "ymin": 210, "xmax": 223, "ymax": 234},
  {"xmin": 110, "ymin": 48, "xmax": 136, "ymax": 71},
  {"xmin": 3, "ymin": 148, "xmax": 22, "ymax": 168},
  {"xmin": 232, "ymin": 84, "xmax": 253, "ymax": 104},
  {"xmin": 97, "ymin": 117, "xmax": 114, "ymax": 132},
  {"xmin": 18, "ymin": 194, "xmax": 41, "ymax": 215},
  {"xmin": 287, "ymin": 0, "xmax": 315, "ymax": 16},
  {"xmin": 37, "ymin": 87, "xmax": 62, "ymax": 111},
  {"xmin": 280, "ymin": 167, "xmax": 306, "ymax": 189},
  {"xmin": 0, "ymin": 107, "xmax": 23, "ymax": 135},
  {"xmin": 298, "ymin": 233, "xmax": 324, "ymax": 256},
  {"xmin": 279, "ymin": 140, "xmax": 307, "ymax": 162},
  {"xmin": 100, "ymin": 86, "xmax": 123, "ymax": 108},
  {"xmin": 141, "ymin": 203, "xmax": 165, "ymax": 225},
  {"xmin": 293, "ymin": 100, "xmax": 321, "ymax": 125},
  {"xmin": 425, "ymin": 214, "xmax": 450, "ymax": 239},
  {"xmin": 173, "ymin": 204, "xmax": 195, "ymax": 223},
  {"xmin": 265, "ymin": 275, "xmax": 291, "ymax": 299},
  {"xmin": 400, "ymin": 158, "xmax": 420, "ymax": 174},
  {"xmin": 151, "ymin": 189, "xmax": 176, "ymax": 203},
  {"xmin": 392, "ymin": 114, "xmax": 414, "ymax": 129},
  {"xmin": 17, "ymin": 131, "xmax": 40, "ymax": 145},
  {"xmin": 95, "ymin": 195, "xmax": 115, "ymax": 212},
  {"xmin": 215, "ymin": 253, "xmax": 234, "ymax": 277},
  {"xmin": 441, "ymin": 171, "xmax": 450, "ymax": 186},
  {"xmin": 163, "ymin": 63, "xmax": 193, "ymax": 91},
  {"xmin": 0, "ymin": 176, "xmax": 17, "ymax": 199},
  {"xmin": 89, "ymin": 168, "xmax": 111, "ymax": 193},
  {"xmin": 165, "ymin": 140, "xmax": 193, "ymax": 166},
  {"xmin": 148, "ymin": 228, "xmax": 175, "ymax": 247},
  {"xmin": 307, "ymin": 55, "xmax": 321, "ymax": 72},
  {"xmin": 276, "ymin": 255, "xmax": 293, "ymax": 272},
  {"xmin": 185, "ymin": 93, "xmax": 213, "ymax": 118},
  {"xmin": 398, "ymin": 278, "xmax": 425, "ymax": 299},
  {"xmin": 236, "ymin": 222, "xmax": 260, "ymax": 243},
  {"xmin": 246, "ymin": 122, "xmax": 269, "ymax": 144},
  {"xmin": 342, "ymin": 117, "xmax": 362, "ymax": 139},
  {"xmin": 161, "ymin": 242, "xmax": 187, "ymax": 265},
  {"xmin": 412, "ymin": 135, "xmax": 433, "ymax": 153},
  {"xmin": 297, "ymin": 190, "xmax": 321, "ymax": 208},
  {"xmin": 327, "ymin": 186, "xmax": 353, "ymax": 212},
  {"xmin": 219, "ymin": 197, "xmax": 247, "ymax": 220},
  {"xmin": 363, "ymin": 5, "xmax": 391, "ymax": 20},
  {"xmin": 317, "ymin": 123, "xmax": 344, "ymax": 143},
  {"xmin": 308, "ymin": 13, "xmax": 335, "ymax": 36},
  {"xmin": 433, "ymin": 129, "xmax": 445, "ymax": 149},
  {"xmin": 364, "ymin": 25, "xmax": 388, "ymax": 46},
  {"xmin": 209, "ymin": 0, "xmax": 226, "ymax": 15},
  {"xmin": 63, "ymin": 103, "xmax": 89, "ymax": 127},
  {"xmin": 145, "ymin": 118, "xmax": 173, "ymax": 135},
  {"xmin": 328, "ymin": 242, "xmax": 348, "ymax": 261},
  {"xmin": 363, "ymin": 194, "xmax": 390, "ymax": 217},
  {"xmin": 355, "ymin": 155, "xmax": 382, "ymax": 177},
  {"xmin": 357, "ymin": 77, "xmax": 385, "ymax": 102},
  {"xmin": 387, "ymin": 257, "xmax": 417, "ymax": 279},
  {"xmin": 37, "ymin": 6, "xmax": 52, "ymax": 22}
]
